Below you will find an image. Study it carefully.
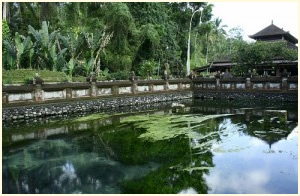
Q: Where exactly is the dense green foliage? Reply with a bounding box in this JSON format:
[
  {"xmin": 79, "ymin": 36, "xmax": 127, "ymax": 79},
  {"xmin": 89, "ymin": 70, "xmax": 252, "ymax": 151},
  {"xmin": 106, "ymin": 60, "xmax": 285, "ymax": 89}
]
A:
[
  {"xmin": 2, "ymin": 2, "xmax": 297, "ymax": 80},
  {"xmin": 231, "ymin": 41, "xmax": 298, "ymax": 75},
  {"xmin": 2, "ymin": 20, "xmax": 11, "ymax": 41},
  {"xmin": 2, "ymin": 2, "xmax": 233, "ymax": 79}
]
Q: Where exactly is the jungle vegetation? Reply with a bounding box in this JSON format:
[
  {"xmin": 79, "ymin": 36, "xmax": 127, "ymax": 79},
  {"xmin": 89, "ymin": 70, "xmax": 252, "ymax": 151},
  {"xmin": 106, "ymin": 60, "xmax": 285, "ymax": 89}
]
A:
[{"xmin": 2, "ymin": 2, "xmax": 297, "ymax": 81}]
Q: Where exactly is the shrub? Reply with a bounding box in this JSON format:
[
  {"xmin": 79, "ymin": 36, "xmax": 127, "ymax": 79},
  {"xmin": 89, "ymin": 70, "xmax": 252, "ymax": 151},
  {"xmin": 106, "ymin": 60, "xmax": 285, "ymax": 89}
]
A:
[
  {"xmin": 199, "ymin": 71, "xmax": 214, "ymax": 78},
  {"xmin": 110, "ymin": 71, "xmax": 130, "ymax": 80},
  {"xmin": 97, "ymin": 68, "xmax": 111, "ymax": 81},
  {"xmin": 232, "ymin": 41, "xmax": 298, "ymax": 75},
  {"xmin": 138, "ymin": 60, "xmax": 159, "ymax": 77},
  {"xmin": 2, "ymin": 20, "xmax": 11, "ymax": 41},
  {"xmin": 24, "ymin": 77, "xmax": 33, "ymax": 84}
]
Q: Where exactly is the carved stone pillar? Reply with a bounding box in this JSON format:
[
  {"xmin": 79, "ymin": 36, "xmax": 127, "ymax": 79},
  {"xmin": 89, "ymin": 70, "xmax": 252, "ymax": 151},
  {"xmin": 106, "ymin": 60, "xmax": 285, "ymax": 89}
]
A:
[
  {"xmin": 34, "ymin": 84, "xmax": 44, "ymax": 103},
  {"xmin": 246, "ymin": 78, "xmax": 251, "ymax": 89},
  {"xmin": 282, "ymin": 77, "xmax": 288, "ymax": 91},
  {"xmin": 132, "ymin": 82, "xmax": 138, "ymax": 94},
  {"xmin": 216, "ymin": 79, "xmax": 220, "ymax": 90},
  {"xmin": 66, "ymin": 88, "xmax": 72, "ymax": 99},
  {"xmin": 90, "ymin": 82, "xmax": 97, "ymax": 97},
  {"xmin": 112, "ymin": 86, "xmax": 119, "ymax": 95},
  {"xmin": 2, "ymin": 92, "xmax": 8, "ymax": 104}
]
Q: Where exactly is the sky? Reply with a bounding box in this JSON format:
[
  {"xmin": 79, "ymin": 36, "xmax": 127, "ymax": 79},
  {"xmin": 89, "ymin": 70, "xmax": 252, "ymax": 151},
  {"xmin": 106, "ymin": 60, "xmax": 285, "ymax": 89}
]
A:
[{"xmin": 211, "ymin": 2, "xmax": 298, "ymax": 42}]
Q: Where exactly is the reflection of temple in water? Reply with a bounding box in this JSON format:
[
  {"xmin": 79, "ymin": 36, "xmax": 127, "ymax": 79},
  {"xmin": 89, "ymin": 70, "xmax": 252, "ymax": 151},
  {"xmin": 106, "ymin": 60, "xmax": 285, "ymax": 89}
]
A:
[{"xmin": 190, "ymin": 102, "xmax": 297, "ymax": 149}]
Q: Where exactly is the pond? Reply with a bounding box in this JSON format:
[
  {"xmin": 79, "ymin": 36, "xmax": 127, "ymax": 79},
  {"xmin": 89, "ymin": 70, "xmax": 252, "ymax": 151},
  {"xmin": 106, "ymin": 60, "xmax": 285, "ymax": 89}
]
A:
[{"xmin": 2, "ymin": 99, "xmax": 298, "ymax": 194}]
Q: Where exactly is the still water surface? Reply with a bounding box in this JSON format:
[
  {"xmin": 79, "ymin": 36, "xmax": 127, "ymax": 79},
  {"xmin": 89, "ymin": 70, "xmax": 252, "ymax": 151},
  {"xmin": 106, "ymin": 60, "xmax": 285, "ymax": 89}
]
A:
[{"xmin": 2, "ymin": 100, "xmax": 298, "ymax": 194}]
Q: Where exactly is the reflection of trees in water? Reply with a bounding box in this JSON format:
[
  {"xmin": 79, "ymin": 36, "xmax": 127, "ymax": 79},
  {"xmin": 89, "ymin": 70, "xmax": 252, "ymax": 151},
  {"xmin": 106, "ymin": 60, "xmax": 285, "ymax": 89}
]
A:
[
  {"xmin": 99, "ymin": 116, "xmax": 222, "ymax": 194},
  {"xmin": 2, "ymin": 137, "xmax": 160, "ymax": 194},
  {"xmin": 114, "ymin": 112, "xmax": 296, "ymax": 193},
  {"xmin": 243, "ymin": 117, "xmax": 296, "ymax": 148},
  {"xmin": 227, "ymin": 111, "xmax": 296, "ymax": 147},
  {"xmin": 3, "ymin": 140, "xmax": 82, "ymax": 193},
  {"xmin": 3, "ymin": 101, "xmax": 297, "ymax": 194},
  {"xmin": 192, "ymin": 100, "xmax": 297, "ymax": 148},
  {"xmin": 117, "ymin": 139, "xmax": 215, "ymax": 194},
  {"xmin": 55, "ymin": 162, "xmax": 80, "ymax": 190}
]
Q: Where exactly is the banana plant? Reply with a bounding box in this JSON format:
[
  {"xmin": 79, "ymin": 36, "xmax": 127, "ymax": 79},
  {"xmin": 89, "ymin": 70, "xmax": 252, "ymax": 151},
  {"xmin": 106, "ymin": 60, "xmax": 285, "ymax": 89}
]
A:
[
  {"xmin": 85, "ymin": 30, "xmax": 113, "ymax": 76},
  {"xmin": 29, "ymin": 44, "xmax": 34, "ymax": 69},
  {"xmin": 3, "ymin": 32, "xmax": 33, "ymax": 69},
  {"xmin": 81, "ymin": 58, "xmax": 94, "ymax": 76},
  {"xmin": 22, "ymin": 36, "xmax": 35, "ymax": 69},
  {"xmin": 3, "ymin": 40, "xmax": 17, "ymax": 70},
  {"xmin": 58, "ymin": 32, "xmax": 86, "ymax": 76},
  {"xmin": 28, "ymin": 21, "xmax": 57, "ymax": 70},
  {"xmin": 14, "ymin": 32, "xmax": 25, "ymax": 69},
  {"xmin": 49, "ymin": 42, "xmax": 68, "ymax": 71},
  {"xmin": 65, "ymin": 57, "xmax": 75, "ymax": 77}
]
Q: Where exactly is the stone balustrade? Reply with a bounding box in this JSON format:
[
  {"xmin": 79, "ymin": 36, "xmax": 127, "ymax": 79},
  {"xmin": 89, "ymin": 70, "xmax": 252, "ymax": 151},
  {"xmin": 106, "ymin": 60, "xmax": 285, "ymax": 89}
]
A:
[
  {"xmin": 2, "ymin": 79, "xmax": 192, "ymax": 105},
  {"xmin": 193, "ymin": 76, "xmax": 298, "ymax": 92},
  {"xmin": 2, "ymin": 76, "xmax": 297, "ymax": 122},
  {"xmin": 2, "ymin": 76, "xmax": 297, "ymax": 106}
]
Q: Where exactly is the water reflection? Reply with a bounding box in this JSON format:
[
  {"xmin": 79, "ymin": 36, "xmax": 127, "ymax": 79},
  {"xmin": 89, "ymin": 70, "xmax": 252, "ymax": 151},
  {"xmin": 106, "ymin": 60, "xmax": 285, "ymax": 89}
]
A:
[
  {"xmin": 3, "ymin": 138, "xmax": 161, "ymax": 193},
  {"xmin": 2, "ymin": 100, "xmax": 297, "ymax": 194},
  {"xmin": 206, "ymin": 169, "xmax": 271, "ymax": 194},
  {"xmin": 205, "ymin": 128, "xmax": 298, "ymax": 194},
  {"xmin": 56, "ymin": 162, "xmax": 79, "ymax": 189}
]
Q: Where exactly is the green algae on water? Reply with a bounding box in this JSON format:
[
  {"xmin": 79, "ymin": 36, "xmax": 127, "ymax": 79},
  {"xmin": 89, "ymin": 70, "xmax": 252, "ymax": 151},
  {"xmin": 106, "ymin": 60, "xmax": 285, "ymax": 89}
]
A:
[{"xmin": 120, "ymin": 114, "xmax": 233, "ymax": 142}]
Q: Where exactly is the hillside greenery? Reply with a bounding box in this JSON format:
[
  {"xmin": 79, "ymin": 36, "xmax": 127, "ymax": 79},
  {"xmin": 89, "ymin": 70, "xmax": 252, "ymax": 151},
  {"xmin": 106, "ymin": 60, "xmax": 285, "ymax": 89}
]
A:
[{"xmin": 2, "ymin": 2, "xmax": 297, "ymax": 81}]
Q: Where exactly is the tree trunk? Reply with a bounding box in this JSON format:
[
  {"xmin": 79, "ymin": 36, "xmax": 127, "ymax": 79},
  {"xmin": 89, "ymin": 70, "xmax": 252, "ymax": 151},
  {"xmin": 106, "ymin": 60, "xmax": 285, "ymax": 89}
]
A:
[
  {"xmin": 18, "ymin": 3, "xmax": 26, "ymax": 24},
  {"xmin": 96, "ymin": 59, "xmax": 101, "ymax": 76},
  {"xmin": 3, "ymin": 2, "xmax": 6, "ymax": 20},
  {"xmin": 40, "ymin": 3, "xmax": 51, "ymax": 24},
  {"xmin": 194, "ymin": 32, "xmax": 198, "ymax": 65},
  {"xmin": 206, "ymin": 32, "xmax": 209, "ymax": 64},
  {"xmin": 25, "ymin": 3, "xmax": 39, "ymax": 22},
  {"xmin": 3, "ymin": 2, "xmax": 10, "ymax": 22}
]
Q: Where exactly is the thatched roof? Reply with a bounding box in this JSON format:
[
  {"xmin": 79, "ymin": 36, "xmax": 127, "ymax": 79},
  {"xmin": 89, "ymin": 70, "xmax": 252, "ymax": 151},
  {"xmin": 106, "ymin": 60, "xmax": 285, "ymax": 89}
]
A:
[{"xmin": 249, "ymin": 23, "xmax": 298, "ymax": 44}]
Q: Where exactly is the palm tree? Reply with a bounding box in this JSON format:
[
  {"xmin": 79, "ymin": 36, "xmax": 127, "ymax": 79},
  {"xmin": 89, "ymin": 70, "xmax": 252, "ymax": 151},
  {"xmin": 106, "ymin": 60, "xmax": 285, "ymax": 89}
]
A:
[
  {"xmin": 213, "ymin": 17, "xmax": 227, "ymax": 37},
  {"xmin": 202, "ymin": 22, "xmax": 213, "ymax": 64},
  {"xmin": 211, "ymin": 17, "xmax": 227, "ymax": 57},
  {"xmin": 203, "ymin": 18, "xmax": 227, "ymax": 63}
]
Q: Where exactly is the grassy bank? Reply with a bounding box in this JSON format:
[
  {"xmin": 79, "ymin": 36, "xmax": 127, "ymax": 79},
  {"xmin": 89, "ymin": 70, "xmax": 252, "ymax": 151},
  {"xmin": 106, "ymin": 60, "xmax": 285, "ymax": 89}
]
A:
[{"xmin": 3, "ymin": 69, "xmax": 70, "ymax": 84}]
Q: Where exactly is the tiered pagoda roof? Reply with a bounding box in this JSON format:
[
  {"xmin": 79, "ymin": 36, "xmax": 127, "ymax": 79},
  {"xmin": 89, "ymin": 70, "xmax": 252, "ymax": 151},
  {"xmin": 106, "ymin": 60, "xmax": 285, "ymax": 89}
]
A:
[{"xmin": 249, "ymin": 22, "xmax": 298, "ymax": 45}]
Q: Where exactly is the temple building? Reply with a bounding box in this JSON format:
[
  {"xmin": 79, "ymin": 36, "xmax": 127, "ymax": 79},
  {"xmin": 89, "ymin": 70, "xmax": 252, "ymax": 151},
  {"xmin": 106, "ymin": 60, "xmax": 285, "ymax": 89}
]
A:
[
  {"xmin": 249, "ymin": 21, "xmax": 297, "ymax": 49},
  {"xmin": 193, "ymin": 22, "xmax": 298, "ymax": 76}
]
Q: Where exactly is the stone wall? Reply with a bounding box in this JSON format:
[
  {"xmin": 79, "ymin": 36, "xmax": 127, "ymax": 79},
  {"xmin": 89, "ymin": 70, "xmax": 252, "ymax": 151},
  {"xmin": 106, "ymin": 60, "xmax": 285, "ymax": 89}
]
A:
[
  {"xmin": 193, "ymin": 76, "xmax": 298, "ymax": 91},
  {"xmin": 3, "ymin": 99, "xmax": 194, "ymax": 128},
  {"xmin": 194, "ymin": 91, "xmax": 297, "ymax": 102},
  {"xmin": 3, "ymin": 91, "xmax": 193, "ymax": 122},
  {"xmin": 2, "ymin": 79, "xmax": 192, "ymax": 105},
  {"xmin": 2, "ymin": 76, "xmax": 297, "ymax": 122}
]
